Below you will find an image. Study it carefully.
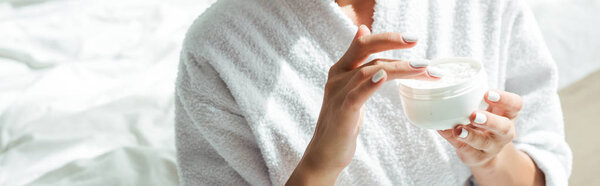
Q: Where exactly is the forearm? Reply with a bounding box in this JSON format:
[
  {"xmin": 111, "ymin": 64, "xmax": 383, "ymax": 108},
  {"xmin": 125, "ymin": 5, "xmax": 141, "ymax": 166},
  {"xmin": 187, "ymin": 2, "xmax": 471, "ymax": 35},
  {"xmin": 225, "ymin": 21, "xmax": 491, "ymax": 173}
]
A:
[
  {"xmin": 470, "ymin": 143, "xmax": 545, "ymax": 186},
  {"xmin": 286, "ymin": 158, "xmax": 342, "ymax": 186}
]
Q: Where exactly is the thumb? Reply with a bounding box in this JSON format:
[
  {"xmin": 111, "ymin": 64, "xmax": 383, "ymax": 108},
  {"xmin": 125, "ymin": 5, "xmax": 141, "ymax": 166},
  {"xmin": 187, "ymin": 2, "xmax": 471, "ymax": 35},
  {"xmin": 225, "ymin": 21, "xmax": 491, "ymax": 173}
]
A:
[
  {"xmin": 355, "ymin": 24, "xmax": 371, "ymax": 40},
  {"xmin": 335, "ymin": 25, "xmax": 371, "ymax": 70}
]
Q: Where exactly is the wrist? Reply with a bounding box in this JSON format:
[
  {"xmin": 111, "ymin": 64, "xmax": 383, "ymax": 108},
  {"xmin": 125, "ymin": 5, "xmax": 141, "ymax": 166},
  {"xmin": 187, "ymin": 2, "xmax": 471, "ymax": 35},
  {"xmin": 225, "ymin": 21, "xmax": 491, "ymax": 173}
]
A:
[
  {"xmin": 469, "ymin": 143, "xmax": 513, "ymax": 175},
  {"xmin": 468, "ymin": 143, "xmax": 545, "ymax": 186},
  {"xmin": 469, "ymin": 155, "xmax": 500, "ymax": 175},
  {"xmin": 286, "ymin": 156, "xmax": 343, "ymax": 186}
]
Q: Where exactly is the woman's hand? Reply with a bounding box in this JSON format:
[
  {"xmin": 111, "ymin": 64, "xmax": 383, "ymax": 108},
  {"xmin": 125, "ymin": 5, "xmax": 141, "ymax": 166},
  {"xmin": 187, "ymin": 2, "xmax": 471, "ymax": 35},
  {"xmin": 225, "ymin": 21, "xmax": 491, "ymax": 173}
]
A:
[
  {"xmin": 438, "ymin": 90, "xmax": 544, "ymax": 185},
  {"xmin": 286, "ymin": 25, "xmax": 438, "ymax": 185},
  {"xmin": 438, "ymin": 90, "xmax": 522, "ymax": 168}
]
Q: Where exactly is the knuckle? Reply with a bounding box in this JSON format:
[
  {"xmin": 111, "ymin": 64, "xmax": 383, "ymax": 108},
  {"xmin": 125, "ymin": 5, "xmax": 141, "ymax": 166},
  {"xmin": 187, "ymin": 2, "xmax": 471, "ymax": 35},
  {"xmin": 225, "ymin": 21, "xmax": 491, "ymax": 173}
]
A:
[
  {"xmin": 458, "ymin": 154, "xmax": 471, "ymax": 165},
  {"xmin": 514, "ymin": 100, "xmax": 523, "ymax": 111},
  {"xmin": 356, "ymin": 37, "xmax": 368, "ymax": 49},
  {"xmin": 391, "ymin": 62, "xmax": 406, "ymax": 72},
  {"xmin": 385, "ymin": 32, "xmax": 403, "ymax": 42},
  {"xmin": 500, "ymin": 118, "xmax": 513, "ymax": 135},
  {"xmin": 509, "ymin": 93, "xmax": 524, "ymax": 111},
  {"xmin": 457, "ymin": 142, "xmax": 470, "ymax": 151},
  {"xmin": 357, "ymin": 68, "xmax": 371, "ymax": 80},
  {"xmin": 507, "ymin": 112, "xmax": 520, "ymax": 120},
  {"xmin": 509, "ymin": 102, "xmax": 523, "ymax": 113},
  {"xmin": 344, "ymin": 91, "xmax": 358, "ymax": 105},
  {"xmin": 480, "ymin": 137, "xmax": 493, "ymax": 150},
  {"xmin": 328, "ymin": 65, "xmax": 337, "ymax": 75},
  {"xmin": 476, "ymin": 152, "xmax": 490, "ymax": 162},
  {"xmin": 507, "ymin": 128, "xmax": 516, "ymax": 140}
]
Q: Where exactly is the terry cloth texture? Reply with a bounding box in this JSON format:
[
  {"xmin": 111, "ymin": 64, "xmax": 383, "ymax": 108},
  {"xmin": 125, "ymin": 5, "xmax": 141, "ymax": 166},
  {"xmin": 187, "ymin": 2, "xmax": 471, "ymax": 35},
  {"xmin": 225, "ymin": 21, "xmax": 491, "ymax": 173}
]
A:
[{"xmin": 175, "ymin": 0, "xmax": 572, "ymax": 185}]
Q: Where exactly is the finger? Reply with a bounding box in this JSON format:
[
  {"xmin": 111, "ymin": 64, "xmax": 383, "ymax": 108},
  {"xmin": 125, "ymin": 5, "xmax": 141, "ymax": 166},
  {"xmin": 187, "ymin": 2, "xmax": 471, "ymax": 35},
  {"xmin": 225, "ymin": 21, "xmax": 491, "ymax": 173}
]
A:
[
  {"xmin": 343, "ymin": 59, "xmax": 437, "ymax": 91},
  {"xmin": 470, "ymin": 111, "xmax": 515, "ymax": 142},
  {"xmin": 438, "ymin": 128, "xmax": 474, "ymax": 151},
  {"xmin": 438, "ymin": 129, "xmax": 462, "ymax": 148},
  {"xmin": 371, "ymin": 60, "xmax": 435, "ymax": 80},
  {"xmin": 337, "ymin": 25, "xmax": 418, "ymax": 70},
  {"xmin": 438, "ymin": 128, "xmax": 489, "ymax": 162},
  {"xmin": 484, "ymin": 90, "xmax": 523, "ymax": 119},
  {"xmin": 362, "ymin": 58, "xmax": 437, "ymax": 79},
  {"xmin": 342, "ymin": 69, "xmax": 387, "ymax": 110},
  {"xmin": 455, "ymin": 125, "xmax": 499, "ymax": 152},
  {"xmin": 335, "ymin": 24, "xmax": 371, "ymax": 71}
]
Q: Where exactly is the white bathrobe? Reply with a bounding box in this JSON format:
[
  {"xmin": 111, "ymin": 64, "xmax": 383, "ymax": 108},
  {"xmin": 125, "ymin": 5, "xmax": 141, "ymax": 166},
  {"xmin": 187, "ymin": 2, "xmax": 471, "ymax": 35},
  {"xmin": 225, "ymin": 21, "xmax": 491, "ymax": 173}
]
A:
[{"xmin": 174, "ymin": 0, "xmax": 572, "ymax": 185}]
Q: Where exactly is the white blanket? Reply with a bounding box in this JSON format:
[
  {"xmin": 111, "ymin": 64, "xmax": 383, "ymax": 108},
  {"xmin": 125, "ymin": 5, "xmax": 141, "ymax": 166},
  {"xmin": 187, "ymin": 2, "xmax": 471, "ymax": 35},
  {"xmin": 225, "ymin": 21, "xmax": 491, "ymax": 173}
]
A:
[
  {"xmin": 0, "ymin": 0, "xmax": 215, "ymax": 185},
  {"xmin": 176, "ymin": 0, "xmax": 570, "ymax": 185}
]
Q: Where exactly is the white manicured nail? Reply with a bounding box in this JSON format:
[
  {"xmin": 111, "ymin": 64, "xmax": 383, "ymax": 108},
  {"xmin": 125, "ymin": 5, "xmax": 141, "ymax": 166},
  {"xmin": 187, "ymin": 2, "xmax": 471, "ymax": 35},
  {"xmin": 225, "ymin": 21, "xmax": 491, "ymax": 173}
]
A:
[
  {"xmin": 403, "ymin": 33, "xmax": 419, "ymax": 43},
  {"xmin": 459, "ymin": 128, "xmax": 468, "ymax": 138},
  {"xmin": 427, "ymin": 68, "xmax": 443, "ymax": 78},
  {"xmin": 474, "ymin": 112, "xmax": 487, "ymax": 124},
  {"xmin": 487, "ymin": 91, "xmax": 500, "ymax": 102},
  {"xmin": 359, "ymin": 24, "xmax": 369, "ymax": 32},
  {"xmin": 410, "ymin": 59, "xmax": 430, "ymax": 68},
  {"xmin": 372, "ymin": 69, "xmax": 386, "ymax": 83}
]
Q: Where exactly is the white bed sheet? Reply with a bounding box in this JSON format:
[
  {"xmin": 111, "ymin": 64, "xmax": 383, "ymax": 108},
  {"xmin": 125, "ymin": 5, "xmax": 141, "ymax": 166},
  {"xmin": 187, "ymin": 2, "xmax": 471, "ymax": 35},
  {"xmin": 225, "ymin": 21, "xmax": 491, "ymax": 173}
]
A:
[
  {"xmin": 0, "ymin": 0, "xmax": 216, "ymax": 185},
  {"xmin": 0, "ymin": 0, "xmax": 598, "ymax": 185}
]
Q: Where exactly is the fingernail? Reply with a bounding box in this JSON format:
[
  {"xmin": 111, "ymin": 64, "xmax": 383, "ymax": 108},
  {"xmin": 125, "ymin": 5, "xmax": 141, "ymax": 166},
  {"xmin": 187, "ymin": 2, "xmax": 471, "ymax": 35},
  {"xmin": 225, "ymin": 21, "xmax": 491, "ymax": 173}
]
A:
[
  {"xmin": 403, "ymin": 33, "xmax": 419, "ymax": 43},
  {"xmin": 410, "ymin": 59, "xmax": 430, "ymax": 68},
  {"xmin": 458, "ymin": 128, "xmax": 469, "ymax": 139},
  {"xmin": 371, "ymin": 69, "xmax": 386, "ymax": 83},
  {"xmin": 427, "ymin": 68, "xmax": 443, "ymax": 78},
  {"xmin": 359, "ymin": 24, "xmax": 368, "ymax": 31},
  {"xmin": 474, "ymin": 112, "xmax": 487, "ymax": 124},
  {"xmin": 487, "ymin": 91, "xmax": 500, "ymax": 102}
]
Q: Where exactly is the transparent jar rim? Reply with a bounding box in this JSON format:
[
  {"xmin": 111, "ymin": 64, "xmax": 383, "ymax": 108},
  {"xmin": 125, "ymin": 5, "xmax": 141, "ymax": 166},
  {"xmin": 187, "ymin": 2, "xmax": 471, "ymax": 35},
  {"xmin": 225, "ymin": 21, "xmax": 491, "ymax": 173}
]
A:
[{"xmin": 398, "ymin": 57, "xmax": 486, "ymax": 100}]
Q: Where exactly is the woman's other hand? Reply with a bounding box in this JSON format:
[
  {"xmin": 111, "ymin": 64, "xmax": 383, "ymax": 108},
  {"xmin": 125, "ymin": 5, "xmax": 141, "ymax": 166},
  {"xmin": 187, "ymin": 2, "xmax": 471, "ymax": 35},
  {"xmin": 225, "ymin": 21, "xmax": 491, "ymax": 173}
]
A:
[
  {"xmin": 438, "ymin": 90, "xmax": 522, "ymax": 168},
  {"xmin": 438, "ymin": 90, "xmax": 543, "ymax": 185},
  {"xmin": 286, "ymin": 25, "xmax": 437, "ymax": 185}
]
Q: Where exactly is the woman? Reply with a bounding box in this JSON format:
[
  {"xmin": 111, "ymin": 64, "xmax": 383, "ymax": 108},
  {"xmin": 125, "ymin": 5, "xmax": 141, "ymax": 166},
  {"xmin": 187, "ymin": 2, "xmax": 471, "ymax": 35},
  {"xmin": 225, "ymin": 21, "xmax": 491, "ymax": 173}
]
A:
[{"xmin": 175, "ymin": 0, "xmax": 571, "ymax": 185}]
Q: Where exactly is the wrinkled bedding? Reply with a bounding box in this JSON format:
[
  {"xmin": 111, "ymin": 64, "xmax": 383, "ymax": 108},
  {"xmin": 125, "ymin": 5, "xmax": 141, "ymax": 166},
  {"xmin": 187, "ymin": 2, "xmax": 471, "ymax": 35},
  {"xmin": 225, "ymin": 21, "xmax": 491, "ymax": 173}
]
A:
[
  {"xmin": 0, "ymin": 0, "xmax": 597, "ymax": 185},
  {"xmin": 0, "ymin": 0, "xmax": 215, "ymax": 185}
]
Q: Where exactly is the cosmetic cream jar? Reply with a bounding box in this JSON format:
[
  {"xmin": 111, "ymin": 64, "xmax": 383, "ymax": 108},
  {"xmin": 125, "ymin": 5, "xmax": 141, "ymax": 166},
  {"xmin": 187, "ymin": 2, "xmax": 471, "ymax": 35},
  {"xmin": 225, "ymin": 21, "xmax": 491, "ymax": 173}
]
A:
[{"xmin": 398, "ymin": 57, "xmax": 488, "ymax": 130}]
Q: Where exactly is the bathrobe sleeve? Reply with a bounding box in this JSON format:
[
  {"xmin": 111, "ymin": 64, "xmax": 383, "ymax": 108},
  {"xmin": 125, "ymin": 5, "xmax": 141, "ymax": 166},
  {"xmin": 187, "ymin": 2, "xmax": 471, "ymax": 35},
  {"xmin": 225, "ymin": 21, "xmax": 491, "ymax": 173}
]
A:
[
  {"xmin": 174, "ymin": 50, "xmax": 271, "ymax": 186},
  {"xmin": 502, "ymin": 2, "xmax": 573, "ymax": 186}
]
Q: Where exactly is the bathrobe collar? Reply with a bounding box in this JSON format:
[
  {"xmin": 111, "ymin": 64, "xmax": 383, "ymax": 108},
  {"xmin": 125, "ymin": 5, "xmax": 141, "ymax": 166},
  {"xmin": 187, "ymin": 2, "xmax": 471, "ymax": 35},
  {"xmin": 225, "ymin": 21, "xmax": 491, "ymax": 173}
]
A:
[{"xmin": 283, "ymin": 0, "xmax": 414, "ymax": 62}]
